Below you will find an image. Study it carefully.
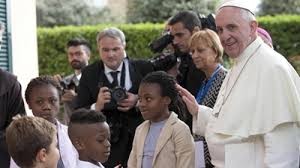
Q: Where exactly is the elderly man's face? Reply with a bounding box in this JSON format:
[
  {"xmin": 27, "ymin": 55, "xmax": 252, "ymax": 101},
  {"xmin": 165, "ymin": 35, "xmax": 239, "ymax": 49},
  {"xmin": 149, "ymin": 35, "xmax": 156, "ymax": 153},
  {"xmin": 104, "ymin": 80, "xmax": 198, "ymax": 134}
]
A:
[{"xmin": 216, "ymin": 7, "xmax": 256, "ymax": 58}]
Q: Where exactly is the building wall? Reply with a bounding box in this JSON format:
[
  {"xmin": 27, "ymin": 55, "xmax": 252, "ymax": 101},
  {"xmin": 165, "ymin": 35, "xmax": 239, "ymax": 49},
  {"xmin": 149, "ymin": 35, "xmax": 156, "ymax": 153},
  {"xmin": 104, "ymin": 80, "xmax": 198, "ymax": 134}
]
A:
[
  {"xmin": 107, "ymin": 0, "xmax": 127, "ymax": 22},
  {"xmin": 8, "ymin": 0, "xmax": 38, "ymax": 89},
  {"xmin": 7, "ymin": 0, "xmax": 38, "ymax": 112}
]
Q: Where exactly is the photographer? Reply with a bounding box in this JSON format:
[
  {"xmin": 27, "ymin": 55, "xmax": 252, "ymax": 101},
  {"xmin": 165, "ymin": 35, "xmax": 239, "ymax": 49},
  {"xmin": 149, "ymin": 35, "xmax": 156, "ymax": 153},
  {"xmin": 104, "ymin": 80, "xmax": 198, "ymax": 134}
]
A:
[
  {"xmin": 53, "ymin": 38, "xmax": 91, "ymax": 124},
  {"xmin": 150, "ymin": 11, "xmax": 216, "ymax": 130},
  {"xmin": 76, "ymin": 27, "xmax": 153, "ymax": 168},
  {"xmin": 150, "ymin": 11, "xmax": 217, "ymax": 97}
]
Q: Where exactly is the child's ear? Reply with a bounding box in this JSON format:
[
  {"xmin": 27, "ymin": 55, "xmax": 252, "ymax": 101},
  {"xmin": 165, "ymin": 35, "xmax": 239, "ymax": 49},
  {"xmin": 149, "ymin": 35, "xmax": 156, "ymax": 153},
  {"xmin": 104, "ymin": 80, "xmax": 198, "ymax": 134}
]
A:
[
  {"xmin": 36, "ymin": 148, "xmax": 47, "ymax": 162},
  {"xmin": 163, "ymin": 96, "xmax": 171, "ymax": 106},
  {"xmin": 73, "ymin": 138, "xmax": 85, "ymax": 151}
]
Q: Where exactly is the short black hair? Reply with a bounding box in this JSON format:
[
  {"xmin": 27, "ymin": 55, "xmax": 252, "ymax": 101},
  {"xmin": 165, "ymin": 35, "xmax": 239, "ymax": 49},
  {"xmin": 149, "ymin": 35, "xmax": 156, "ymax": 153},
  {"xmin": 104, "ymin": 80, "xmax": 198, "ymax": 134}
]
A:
[
  {"xmin": 69, "ymin": 108, "xmax": 106, "ymax": 125},
  {"xmin": 25, "ymin": 76, "xmax": 61, "ymax": 104},
  {"xmin": 169, "ymin": 11, "xmax": 201, "ymax": 32},
  {"xmin": 66, "ymin": 37, "xmax": 91, "ymax": 55}
]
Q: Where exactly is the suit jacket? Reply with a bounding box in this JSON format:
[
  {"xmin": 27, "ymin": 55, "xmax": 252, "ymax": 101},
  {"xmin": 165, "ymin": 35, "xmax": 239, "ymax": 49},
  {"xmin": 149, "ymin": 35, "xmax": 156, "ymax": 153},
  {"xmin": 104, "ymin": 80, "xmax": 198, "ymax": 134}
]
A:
[
  {"xmin": 77, "ymin": 58, "xmax": 153, "ymax": 168},
  {"xmin": 0, "ymin": 69, "xmax": 25, "ymax": 167},
  {"xmin": 77, "ymin": 58, "xmax": 153, "ymax": 109},
  {"xmin": 128, "ymin": 112, "xmax": 195, "ymax": 168}
]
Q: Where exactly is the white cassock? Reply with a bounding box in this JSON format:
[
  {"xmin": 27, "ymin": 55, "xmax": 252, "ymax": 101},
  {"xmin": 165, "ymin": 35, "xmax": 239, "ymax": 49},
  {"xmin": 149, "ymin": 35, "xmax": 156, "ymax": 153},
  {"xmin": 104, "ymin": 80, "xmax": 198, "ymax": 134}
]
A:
[{"xmin": 193, "ymin": 37, "xmax": 300, "ymax": 168}]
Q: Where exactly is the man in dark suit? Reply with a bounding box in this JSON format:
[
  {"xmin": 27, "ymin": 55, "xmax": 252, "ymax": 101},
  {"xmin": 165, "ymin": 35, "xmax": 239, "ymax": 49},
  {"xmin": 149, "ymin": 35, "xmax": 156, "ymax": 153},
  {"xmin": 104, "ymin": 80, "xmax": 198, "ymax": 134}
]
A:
[
  {"xmin": 169, "ymin": 11, "xmax": 206, "ymax": 97},
  {"xmin": 0, "ymin": 21, "xmax": 26, "ymax": 167},
  {"xmin": 76, "ymin": 27, "xmax": 153, "ymax": 168},
  {"xmin": 168, "ymin": 11, "xmax": 206, "ymax": 131}
]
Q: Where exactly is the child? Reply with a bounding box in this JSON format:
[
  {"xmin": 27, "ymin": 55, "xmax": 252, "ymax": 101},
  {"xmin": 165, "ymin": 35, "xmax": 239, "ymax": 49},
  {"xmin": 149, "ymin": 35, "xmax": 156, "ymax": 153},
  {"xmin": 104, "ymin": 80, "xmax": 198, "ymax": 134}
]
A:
[
  {"xmin": 10, "ymin": 76, "xmax": 78, "ymax": 168},
  {"xmin": 128, "ymin": 71, "xmax": 195, "ymax": 168},
  {"xmin": 6, "ymin": 116, "xmax": 59, "ymax": 168},
  {"xmin": 68, "ymin": 109, "xmax": 111, "ymax": 168}
]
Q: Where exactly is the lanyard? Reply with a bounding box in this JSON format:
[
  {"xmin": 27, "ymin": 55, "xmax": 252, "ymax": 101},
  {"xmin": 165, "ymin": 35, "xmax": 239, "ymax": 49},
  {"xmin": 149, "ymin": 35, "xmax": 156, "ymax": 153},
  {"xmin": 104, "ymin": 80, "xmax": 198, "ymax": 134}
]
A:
[
  {"xmin": 120, "ymin": 61, "xmax": 126, "ymax": 88},
  {"xmin": 196, "ymin": 64, "xmax": 222, "ymax": 104}
]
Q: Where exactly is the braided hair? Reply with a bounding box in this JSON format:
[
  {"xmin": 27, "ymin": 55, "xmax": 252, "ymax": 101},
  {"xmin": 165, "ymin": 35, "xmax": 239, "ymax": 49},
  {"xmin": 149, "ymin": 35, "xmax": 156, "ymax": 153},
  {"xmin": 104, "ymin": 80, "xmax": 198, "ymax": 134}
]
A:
[
  {"xmin": 25, "ymin": 76, "xmax": 61, "ymax": 104},
  {"xmin": 141, "ymin": 71, "xmax": 188, "ymax": 122}
]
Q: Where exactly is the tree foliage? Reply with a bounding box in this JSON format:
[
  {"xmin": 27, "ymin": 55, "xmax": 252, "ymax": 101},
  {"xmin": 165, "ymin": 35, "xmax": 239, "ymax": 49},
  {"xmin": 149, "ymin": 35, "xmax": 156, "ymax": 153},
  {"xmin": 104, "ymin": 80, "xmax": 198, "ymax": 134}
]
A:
[
  {"xmin": 258, "ymin": 0, "xmax": 300, "ymax": 15},
  {"xmin": 36, "ymin": 0, "xmax": 115, "ymax": 27},
  {"xmin": 127, "ymin": 0, "xmax": 220, "ymax": 23}
]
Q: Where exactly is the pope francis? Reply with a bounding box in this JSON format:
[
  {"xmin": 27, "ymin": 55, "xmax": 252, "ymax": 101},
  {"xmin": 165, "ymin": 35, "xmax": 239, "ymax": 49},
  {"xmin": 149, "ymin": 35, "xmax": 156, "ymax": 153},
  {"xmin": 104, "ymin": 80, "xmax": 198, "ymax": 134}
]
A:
[{"xmin": 177, "ymin": 0, "xmax": 300, "ymax": 167}]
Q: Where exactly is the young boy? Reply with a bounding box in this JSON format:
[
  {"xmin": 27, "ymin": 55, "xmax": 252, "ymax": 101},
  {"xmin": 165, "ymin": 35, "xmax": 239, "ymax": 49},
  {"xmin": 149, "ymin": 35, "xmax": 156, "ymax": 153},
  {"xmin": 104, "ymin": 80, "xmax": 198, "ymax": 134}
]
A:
[
  {"xmin": 68, "ymin": 109, "xmax": 111, "ymax": 168},
  {"xmin": 10, "ymin": 76, "xmax": 78, "ymax": 168},
  {"xmin": 6, "ymin": 116, "xmax": 59, "ymax": 168}
]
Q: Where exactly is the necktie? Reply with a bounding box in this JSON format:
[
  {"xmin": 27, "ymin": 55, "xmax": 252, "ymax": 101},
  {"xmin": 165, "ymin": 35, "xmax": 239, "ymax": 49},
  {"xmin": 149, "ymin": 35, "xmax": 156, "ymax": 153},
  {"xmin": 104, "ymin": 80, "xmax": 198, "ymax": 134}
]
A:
[{"xmin": 110, "ymin": 71, "xmax": 119, "ymax": 87}]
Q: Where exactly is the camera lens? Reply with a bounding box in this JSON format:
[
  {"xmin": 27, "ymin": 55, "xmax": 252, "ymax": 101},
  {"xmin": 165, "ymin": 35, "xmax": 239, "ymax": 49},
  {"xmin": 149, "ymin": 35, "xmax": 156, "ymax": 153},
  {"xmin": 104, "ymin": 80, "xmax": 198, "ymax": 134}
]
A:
[{"xmin": 111, "ymin": 87, "xmax": 127, "ymax": 102}]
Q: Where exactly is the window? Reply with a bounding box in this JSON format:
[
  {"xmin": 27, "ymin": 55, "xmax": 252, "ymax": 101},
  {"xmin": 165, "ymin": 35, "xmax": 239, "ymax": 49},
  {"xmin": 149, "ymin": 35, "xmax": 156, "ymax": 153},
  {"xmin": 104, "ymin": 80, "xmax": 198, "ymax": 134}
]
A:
[{"xmin": 0, "ymin": 0, "xmax": 10, "ymax": 71}]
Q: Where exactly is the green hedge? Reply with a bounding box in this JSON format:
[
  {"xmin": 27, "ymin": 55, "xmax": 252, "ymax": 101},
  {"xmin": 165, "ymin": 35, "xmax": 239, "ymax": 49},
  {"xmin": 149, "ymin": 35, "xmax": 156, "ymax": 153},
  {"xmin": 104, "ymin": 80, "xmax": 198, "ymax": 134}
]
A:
[
  {"xmin": 258, "ymin": 15, "xmax": 300, "ymax": 58},
  {"xmin": 38, "ymin": 23, "xmax": 164, "ymax": 75},
  {"xmin": 38, "ymin": 15, "xmax": 300, "ymax": 75}
]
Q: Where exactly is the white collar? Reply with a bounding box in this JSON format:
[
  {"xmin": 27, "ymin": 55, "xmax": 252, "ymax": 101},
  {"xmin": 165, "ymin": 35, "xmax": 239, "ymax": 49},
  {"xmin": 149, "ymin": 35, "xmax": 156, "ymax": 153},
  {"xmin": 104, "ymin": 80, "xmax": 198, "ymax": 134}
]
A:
[
  {"xmin": 76, "ymin": 160, "xmax": 105, "ymax": 168},
  {"xmin": 76, "ymin": 73, "xmax": 82, "ymax": 80},
  {"xmin": 104, "ymin": 53, "xmax": 127, "ymax": 75},
  {"xmin": 104, "ymin": 61, "xmax": 123, "ymax": 75}
]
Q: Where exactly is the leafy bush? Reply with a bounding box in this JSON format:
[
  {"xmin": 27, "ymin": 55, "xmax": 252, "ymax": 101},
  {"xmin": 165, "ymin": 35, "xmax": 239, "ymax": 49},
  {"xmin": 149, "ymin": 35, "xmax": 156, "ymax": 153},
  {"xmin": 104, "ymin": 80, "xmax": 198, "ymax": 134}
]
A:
[
  {"xmin": 258, "ymin": 15, "xmax": 300, "ymax": 58},
  {"xmin": 38, "ymin": 15, "xmax": 300, "ymax": 75},
  {"xmin": 38, "ymin": 23, "xmax": 163, "ymax": 75}
]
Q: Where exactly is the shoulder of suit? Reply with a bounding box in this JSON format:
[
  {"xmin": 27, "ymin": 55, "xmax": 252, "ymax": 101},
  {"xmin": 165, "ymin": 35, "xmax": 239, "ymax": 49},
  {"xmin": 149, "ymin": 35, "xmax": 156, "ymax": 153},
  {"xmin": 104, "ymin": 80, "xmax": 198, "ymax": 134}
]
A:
[
  {"xmin": 0, "ymin": 68, "xmax": 17, "ymax": 82},
  {"xmin": 82, "ymin": 61, "xmax": 102, "ymax": 74},
  {"xmin": 129, "ymin": 58, "xmax": 149, "ymax": 65},
  {"xmin": 136, "ymin": 120, "xmax": 150, "ymax": 131},
  {"xmin": 168, "ymin": 112, "xmax": 190, "ymax": 130},
  {"xmin": 0, "ymin": 69, "xmax": 18, "ymax": 95},
  {"xmin": 130, "ymin": 59, "xmax": 154, "ymax": 73}
]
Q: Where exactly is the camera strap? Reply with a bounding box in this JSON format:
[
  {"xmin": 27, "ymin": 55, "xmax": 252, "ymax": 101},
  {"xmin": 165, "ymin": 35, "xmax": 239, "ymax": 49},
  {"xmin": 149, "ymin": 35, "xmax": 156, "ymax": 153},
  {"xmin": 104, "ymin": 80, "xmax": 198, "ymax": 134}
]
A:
[{"xmin": 119, "ymin": 61, "xmax": 126, "ymax": 88}]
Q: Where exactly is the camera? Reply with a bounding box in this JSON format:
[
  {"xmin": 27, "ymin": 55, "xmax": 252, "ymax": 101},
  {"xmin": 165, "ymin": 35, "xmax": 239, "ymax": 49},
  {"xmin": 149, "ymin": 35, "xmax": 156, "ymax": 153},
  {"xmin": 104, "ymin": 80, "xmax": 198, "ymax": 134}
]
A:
[
  {"xmin": 60, "ymin": 79, "xmax": 76, "ymax": 91},
  {"xmin": 150, "ymin": 52, "xmax": 179, "ymax": 71},
  {"xmin": 198, "ymin": 13, "xmax": 217, "ymax": 32},
  {"xmin": 110, "ymin": 86, "xmax": 128, "ymax": 102},
  {"xmin": 148, "ymin": 13, "xmax": 216, "ymax": 72},
  {"xmin": 149, "ymin": 13, "xmax": 216, "ymax": 54},
  {"xmin": 149, "ymin": 32, "xmax": 174, "ymax": 53}
]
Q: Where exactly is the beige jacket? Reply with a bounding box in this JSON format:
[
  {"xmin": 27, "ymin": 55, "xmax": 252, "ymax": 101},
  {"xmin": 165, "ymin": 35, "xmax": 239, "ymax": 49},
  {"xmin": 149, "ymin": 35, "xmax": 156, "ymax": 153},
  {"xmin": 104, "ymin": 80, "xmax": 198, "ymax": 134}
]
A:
[{"xmin": 128, "ymin": 112, "xmax": 195, "ymax": 168}]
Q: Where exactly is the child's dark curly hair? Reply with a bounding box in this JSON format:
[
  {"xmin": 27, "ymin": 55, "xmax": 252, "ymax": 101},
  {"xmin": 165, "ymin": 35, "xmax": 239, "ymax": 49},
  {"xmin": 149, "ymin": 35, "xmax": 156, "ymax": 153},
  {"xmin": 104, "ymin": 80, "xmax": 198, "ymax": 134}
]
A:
[{"xmin": 25, "ymin": 76, "xmax": 61, "ymax": 104}]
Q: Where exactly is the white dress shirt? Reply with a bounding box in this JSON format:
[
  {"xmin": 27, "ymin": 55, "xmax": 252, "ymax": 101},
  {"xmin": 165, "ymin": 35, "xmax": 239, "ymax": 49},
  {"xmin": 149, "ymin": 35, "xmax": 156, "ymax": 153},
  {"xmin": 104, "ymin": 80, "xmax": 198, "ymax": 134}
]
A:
[
  {"xmin": 103, "ymin": 58, "xmax": 132, "ymax": 90},
  {"xmin": 76, "ymin": 160, "xmax": 105, "ymax": 168}
]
